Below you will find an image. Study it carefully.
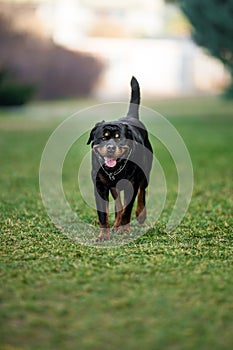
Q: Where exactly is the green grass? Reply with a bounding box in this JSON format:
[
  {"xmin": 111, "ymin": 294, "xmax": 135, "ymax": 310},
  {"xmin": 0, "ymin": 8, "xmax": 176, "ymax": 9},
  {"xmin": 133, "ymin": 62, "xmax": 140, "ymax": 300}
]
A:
[{"xmin": 0, "ymin": 96, "xmax": 233, "ymax": 350}]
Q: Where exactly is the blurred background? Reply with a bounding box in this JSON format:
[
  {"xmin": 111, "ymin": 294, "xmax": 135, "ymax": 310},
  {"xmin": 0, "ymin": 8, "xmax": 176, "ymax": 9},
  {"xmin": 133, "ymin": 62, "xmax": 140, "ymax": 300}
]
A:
[{"xmin": 0, "ymin": 0, "xmax": 232, "ymax": 105}]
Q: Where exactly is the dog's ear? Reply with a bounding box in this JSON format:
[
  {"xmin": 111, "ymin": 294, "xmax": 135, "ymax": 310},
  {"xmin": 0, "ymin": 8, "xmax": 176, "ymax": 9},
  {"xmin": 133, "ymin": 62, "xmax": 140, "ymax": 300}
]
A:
[
  {"xmin": 87, "ymin": 127, "xmax": 96, "ymax": 145},
  {"xmin": 125, "ymin": 124, "xmax": 144, "ymax": 145},
  {"xmin": 87, "ymin": 121, "xmax": 105, "ymax": 145}
]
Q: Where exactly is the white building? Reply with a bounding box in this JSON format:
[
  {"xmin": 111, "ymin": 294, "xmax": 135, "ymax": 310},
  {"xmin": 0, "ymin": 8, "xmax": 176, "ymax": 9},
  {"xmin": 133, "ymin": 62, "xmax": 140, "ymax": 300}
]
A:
[{"xmin": 37, "ymin": 0, "xmax": 229, "ymax": 98}]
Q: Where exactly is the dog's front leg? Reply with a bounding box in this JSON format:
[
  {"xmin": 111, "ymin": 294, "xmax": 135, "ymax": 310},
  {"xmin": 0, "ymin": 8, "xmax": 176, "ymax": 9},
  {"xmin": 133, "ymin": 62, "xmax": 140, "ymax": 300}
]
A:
[
  {"xmin": 94, "ymin": 186, "xmax": 110, "ymax": 241},
  {"xmin": 117, "ymin": 184, "xmax": 139, "ymax": 234},
  {"xmin": 136, "ymin": 185, "xmax": 147, "ymax": 224},
  {"xmin": 110, "ymin": 188, "xmax": 123, "ymax": 230}
]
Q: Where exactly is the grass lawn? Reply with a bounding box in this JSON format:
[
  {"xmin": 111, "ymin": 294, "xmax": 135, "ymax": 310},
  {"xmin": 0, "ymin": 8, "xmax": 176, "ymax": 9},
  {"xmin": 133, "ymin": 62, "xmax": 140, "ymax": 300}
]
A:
[{"xmin": 0, "ymin": 96, "xmax": 232, "ymax": 350}]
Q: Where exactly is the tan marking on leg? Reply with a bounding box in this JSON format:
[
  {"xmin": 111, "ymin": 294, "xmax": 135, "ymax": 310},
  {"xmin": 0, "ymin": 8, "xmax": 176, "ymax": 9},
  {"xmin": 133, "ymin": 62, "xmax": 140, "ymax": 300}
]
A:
[
  {"xmin": 97, "ymin": 202, "xmax": 110, "ymax": 241},
  {"xmin": 96, "ymin": 227, "xmax": 111, "ymax": 241},
  {"xmin": 116, "ymin": 223, "xmax": 131, "ymax": 235},
  {"xmin": 136, "ymin": 187, "xmax": 146, "ymax": 224},
  {"xmin": 111, "ymin": 188, "xmax": 124, "ymax": 229}
]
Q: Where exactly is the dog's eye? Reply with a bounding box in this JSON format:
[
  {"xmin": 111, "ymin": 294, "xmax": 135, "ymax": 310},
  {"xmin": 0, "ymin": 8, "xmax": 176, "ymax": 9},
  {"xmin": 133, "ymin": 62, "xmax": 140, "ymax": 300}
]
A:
[
  {"xmin": 114, "ymin": 133, "xmax": 120, "ymax": 139},
  {"xmin": 103, "ymin": 131, "xmax": 110, "ymax": 138}
]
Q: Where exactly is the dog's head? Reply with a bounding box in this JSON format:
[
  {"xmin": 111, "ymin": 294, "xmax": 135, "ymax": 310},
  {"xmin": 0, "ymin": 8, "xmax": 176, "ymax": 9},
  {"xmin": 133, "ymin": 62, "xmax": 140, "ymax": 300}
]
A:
[
  {"xmin": 87, "ymin": 121, "xmax": 142, "ymax": 168},
  {"xmin": 87, "ymin": 77, "xmax": 146, "ymax": 169}
]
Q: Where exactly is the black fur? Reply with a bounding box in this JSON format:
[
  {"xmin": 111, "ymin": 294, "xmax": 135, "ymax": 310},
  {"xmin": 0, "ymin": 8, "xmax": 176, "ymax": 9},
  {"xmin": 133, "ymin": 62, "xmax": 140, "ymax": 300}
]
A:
[{"xmin": 87, "ymin": 77, "xmax": 153, "ymax": 241}]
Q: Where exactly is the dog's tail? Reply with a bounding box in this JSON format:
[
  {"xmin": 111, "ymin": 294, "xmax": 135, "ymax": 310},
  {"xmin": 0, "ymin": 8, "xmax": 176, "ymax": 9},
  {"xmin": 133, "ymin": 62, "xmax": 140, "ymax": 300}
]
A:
[{"xmin": 127, "ymin": 76, "xmax": 140, "ymax": 119}]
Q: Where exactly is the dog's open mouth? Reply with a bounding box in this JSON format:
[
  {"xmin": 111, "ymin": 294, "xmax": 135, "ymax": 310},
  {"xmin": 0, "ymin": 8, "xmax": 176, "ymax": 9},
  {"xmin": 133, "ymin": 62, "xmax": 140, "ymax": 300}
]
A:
[
  {"xmin": 104, "ymin": 157, "xmax": 117, "ymax": 168},
  {"xmin": 93, "ymin": 145, "xmax": 130, "ymax": 169}
]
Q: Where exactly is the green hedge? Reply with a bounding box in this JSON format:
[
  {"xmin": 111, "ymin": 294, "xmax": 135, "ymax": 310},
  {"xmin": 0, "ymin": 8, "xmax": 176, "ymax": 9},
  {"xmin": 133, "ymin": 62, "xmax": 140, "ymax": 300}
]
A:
[{"xmin": 0, "ymin": 70, "xmax": 34, "ymax": 106}]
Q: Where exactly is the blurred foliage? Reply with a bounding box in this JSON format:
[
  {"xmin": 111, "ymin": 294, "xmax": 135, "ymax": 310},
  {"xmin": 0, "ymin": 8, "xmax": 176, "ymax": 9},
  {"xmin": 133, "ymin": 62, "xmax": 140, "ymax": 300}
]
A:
[
  {"xmin": 0, "ymin": 4, "xmax": 104, "ymax": 102},
  {"xmin": 166, "ymin": 0, "xmax": 233, "ymax": 98},
  {"xmin": 0, "ymin": 69, "xmax": 34, "ymax": 106}
]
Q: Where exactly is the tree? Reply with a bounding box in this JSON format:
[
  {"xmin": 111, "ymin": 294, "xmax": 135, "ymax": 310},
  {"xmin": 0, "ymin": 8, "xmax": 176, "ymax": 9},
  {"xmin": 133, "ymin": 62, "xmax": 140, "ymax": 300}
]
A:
[{"xmin": 166, "ymin": 0, "xmax": 233, "ymax": 97}]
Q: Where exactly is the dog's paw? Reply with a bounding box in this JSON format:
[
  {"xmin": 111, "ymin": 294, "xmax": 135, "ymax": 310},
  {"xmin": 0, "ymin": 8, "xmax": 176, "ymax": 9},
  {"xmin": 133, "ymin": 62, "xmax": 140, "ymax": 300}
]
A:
[
  {"xmin": 96, "ymin": 228, "xmax": 111, "ymax": 242},
  {"xmin": 112, "ymin": 221, "xmax": 121, "ymax": 231},
  {"xmin": 136, "ymin": 207, "xmax": 146, "ymax": 224},
  {"xmin": 114, "ymin": 224, "xmax": 131, "ymax": 235}
]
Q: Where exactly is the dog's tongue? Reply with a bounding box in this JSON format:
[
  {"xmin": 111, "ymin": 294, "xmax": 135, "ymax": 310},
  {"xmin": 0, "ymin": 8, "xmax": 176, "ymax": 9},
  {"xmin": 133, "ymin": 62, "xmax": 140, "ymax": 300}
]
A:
[{"xmin": 104, "ymin": 157, "xmax": 117, "ymax": 168}]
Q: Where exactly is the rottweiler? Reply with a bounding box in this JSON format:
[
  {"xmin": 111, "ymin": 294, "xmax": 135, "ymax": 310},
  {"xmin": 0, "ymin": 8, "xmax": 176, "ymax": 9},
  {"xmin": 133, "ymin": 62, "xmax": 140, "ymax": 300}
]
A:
[{"xmin": 87, "ymin": 77, "xmax": 153, "ymax": 241}]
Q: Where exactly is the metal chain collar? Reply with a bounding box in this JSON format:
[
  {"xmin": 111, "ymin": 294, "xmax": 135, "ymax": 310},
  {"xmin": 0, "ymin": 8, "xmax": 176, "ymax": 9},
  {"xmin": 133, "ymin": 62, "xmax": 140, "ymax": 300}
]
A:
[{"xmin": 96, "ymin": 149, "xmax": 132, "ymax": 181}]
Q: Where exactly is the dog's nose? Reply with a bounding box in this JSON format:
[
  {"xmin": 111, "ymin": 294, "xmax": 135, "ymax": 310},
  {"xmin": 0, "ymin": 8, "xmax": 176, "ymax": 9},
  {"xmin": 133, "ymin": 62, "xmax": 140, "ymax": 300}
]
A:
[{"xmin": 107, "ymin": 144, "xmax": 116, "ymax": 153}]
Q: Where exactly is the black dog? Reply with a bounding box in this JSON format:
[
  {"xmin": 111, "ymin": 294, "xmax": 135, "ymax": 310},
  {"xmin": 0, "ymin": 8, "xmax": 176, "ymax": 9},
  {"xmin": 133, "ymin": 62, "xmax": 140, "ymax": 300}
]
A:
[{"xmin": 87, "ymin": 77, "xmax": 153, "ymax": 241}]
